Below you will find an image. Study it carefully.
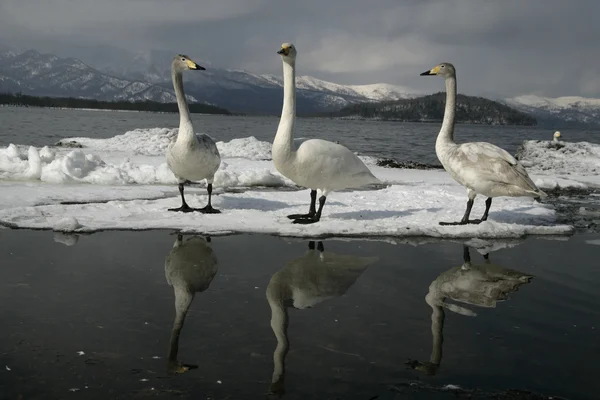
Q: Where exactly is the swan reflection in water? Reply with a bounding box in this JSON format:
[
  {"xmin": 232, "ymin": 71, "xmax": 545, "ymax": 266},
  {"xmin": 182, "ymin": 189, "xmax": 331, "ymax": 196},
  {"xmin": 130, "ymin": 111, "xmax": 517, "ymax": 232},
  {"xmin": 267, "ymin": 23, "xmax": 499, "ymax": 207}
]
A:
[
  {"xmin": 407, "ymin": 244, "xmax": 533, "ymax": 375},
  {"xmin": 164, "ymin": 234, "xmax": 218, "ymax": 374},
  {"xmin": 266, "ymin": 240, "xmax": 379, "ymax": 395}
]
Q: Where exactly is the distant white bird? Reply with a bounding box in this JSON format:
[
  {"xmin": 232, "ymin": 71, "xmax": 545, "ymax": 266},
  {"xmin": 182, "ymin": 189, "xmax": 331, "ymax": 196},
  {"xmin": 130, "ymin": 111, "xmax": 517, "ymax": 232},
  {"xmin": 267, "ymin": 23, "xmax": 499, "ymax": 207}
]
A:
[
  {"xmin": 273, "ymin": 43, "xmax": 381, "ymax": 224},
  {"xmin": 553, "ymin": 131, "xmax": 562, "ymax": 142},
  {"xmin": 266, "ymin": 241, "xmax": 378, "ymax": 395},
  {"xmin": 165, "ymin": 234, "xmax": 218, "ymax": 374},
  {"xmin": 420, "ymin": 63, "xmax": 547, "ymax": 225},
  {"xmin": 407, "ymin": 245, "xmax": 533, "ymax": 375},
  {"xmin": 166, "ymin": 55, "xmax": 221, "ymax": 213}
]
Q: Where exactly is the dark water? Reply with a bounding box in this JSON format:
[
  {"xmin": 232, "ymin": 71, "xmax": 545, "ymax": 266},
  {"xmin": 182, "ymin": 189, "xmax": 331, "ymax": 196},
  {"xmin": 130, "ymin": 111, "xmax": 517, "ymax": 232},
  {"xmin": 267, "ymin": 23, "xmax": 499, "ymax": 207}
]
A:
[
  {"xmin": 1, "ymin": 107, "xmax": 600, "ymax": 165},
  {"xmin": 1, "ymin": 229, "xmax": 598, "ymax": 399}
]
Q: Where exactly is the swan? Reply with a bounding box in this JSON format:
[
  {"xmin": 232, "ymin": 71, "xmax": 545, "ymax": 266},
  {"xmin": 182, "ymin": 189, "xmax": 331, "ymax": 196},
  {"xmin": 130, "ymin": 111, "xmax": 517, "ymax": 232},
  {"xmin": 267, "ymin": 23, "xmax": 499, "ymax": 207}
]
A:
[
  {"xmin": 273, "ymin": 43, "xmax": 381, "ymax": 224},
  {"xmin": 164, "ymin": 234, "xmax": 218, "ymax": 373},
  {"xmin": 553, "ymin": 131, "xmax": 562, "ymax": 142},
  {"xmin": 166, "ymin": 54, "xmax": 221, "ymax": 213},
  {"xmin": 265, "ymin": 240, "xmax": 378, "ymax": 395},
  {"xmin": 407, "ymin": 244, "xmax": 533, "ymax": 375},
  {"xmin": 420, "ymin": 63, "xmax": 547, "ymax": 225}
]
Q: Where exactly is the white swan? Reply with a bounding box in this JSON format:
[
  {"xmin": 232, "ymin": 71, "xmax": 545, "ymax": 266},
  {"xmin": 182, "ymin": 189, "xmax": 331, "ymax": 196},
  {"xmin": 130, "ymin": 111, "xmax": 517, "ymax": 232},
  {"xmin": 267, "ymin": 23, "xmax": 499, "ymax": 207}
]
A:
[
  {"xmin": 166, "ymin": 54, "xmax": 221, "ymax": 213},
  {"xmin": 266, "ymin": 241, "xmax": 378, "ymax": 395},
  {"xmin": 164, "ymin": 234, "xmax": 218, "ymax": 373},
  {"xmin": 420, "ymin": 63, "xmax": 547, "ymax": 225},
  {"xmin": 274, "ymin": 43, "xmax": 381, "ymax": 224},
  {"xmin": 553, "ymin": 131, "xmax": 562, "ymax": 142},
  {"xmin": 407, "ymin": 244, "xmax": 533, "ymax": 375}
]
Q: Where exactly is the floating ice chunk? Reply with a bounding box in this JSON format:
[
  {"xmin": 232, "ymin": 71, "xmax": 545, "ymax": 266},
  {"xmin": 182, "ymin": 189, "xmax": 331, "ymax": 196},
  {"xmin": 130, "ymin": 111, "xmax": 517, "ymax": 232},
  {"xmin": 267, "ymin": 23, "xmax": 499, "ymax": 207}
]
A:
[
  {"xmin": 6, "ymin": 144, "xmax": 23, "ymax": 159},
  {"xmin": 55, "ymin": 217, "xmax": 81, "ymax": 232},
  {"xmin": 0, "ymin": 185, "xmax": 573, "ymax": 238},
  {"xmin": 216, "ymin": 136, "xmax": 273, "ymax": 160},
  {"xmin": 53, "ymin": 232, "xmax": 80, "ymax": 246},
  {"xmin": 442, "ymin": 384, "xmax": 462, "ymax": 390},
  {"xmin": 25, "ymin": 146, "xmax": 42, "ymax": 180},
  {"xmin": 39, "ymin": 146, "xmax": 56, "ymax": 163}
]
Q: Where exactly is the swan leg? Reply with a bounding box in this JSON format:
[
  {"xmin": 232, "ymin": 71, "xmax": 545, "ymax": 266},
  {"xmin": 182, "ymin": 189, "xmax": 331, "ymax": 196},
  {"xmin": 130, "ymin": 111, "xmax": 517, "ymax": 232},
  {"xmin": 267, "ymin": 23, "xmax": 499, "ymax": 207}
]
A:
[
  {"xmin": 168, "ymin": 183, "xmax": 196, "ymax": 212},
  {"xmin": 466, "ymin": 197, "xmax": 493, "ymax": 224},
  {"xmin": 308, "ymin": 241, "xmax": 315, "ymax": 249},
  {"xmin": 317, "ymin": 241, "xmax": 324, "ymax": 252},
  {"xmin": 463, "ymin": 245, "xmax": 471, "ymax": 263},
  {"xmin": 293, "ymin": 195, "xmax": 326, "ymax": 224},
  {"xmin": 287, "ymin": 190, "xmax": 317, "ymax": 219},
  {"xmin": 439, "ymin": 198, "xmax": 475, "ymax": 225},
  {"xmin": 480, "ymin": 197, "xmax": 493, "ymax": 222},
  {"xmin": 198, "ymin": 183, "xmax": 221, "ymax": 214}
]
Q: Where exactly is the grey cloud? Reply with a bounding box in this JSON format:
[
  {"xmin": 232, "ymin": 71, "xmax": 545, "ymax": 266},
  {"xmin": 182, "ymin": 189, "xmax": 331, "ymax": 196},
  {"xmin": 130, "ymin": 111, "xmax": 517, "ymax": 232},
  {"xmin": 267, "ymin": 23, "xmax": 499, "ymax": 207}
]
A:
[{"xmin": 1, "ymin": 0, "xmax": 599, "ymax": 98}]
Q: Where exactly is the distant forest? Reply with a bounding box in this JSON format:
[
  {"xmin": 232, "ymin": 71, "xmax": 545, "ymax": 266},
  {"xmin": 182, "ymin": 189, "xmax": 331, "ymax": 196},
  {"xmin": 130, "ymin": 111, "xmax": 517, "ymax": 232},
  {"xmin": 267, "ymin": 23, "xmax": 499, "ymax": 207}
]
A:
[
  {"xmin": 0, "ymin": 92, "xmax": 231, "ymax": 115},
  {"xmin": 319, "ymin": 92, "xmax": 537, "ymax": 126}
]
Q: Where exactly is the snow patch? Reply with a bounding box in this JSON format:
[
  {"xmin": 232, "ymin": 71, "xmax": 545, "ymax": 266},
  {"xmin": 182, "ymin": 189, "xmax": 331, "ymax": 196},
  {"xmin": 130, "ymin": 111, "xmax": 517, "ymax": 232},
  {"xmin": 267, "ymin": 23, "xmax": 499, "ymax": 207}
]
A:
[{"xmin": 517, "ymin": 140, "xmax": 600, "ymax": 188}]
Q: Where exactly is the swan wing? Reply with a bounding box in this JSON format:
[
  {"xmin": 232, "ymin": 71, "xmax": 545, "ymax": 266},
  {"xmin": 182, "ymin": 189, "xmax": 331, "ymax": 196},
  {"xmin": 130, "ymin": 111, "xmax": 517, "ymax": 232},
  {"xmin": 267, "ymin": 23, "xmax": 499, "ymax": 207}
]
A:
[
  {"xmin": 195, "ymin": 133, "xmax": 221, "ymax": 157},
  {"xmin": 297, "ymin": 139, "xmax": 380, "ymax": 182},
  {"xmin": 456, "ymin": 142, "xmax": 540, "ymax": 193}
]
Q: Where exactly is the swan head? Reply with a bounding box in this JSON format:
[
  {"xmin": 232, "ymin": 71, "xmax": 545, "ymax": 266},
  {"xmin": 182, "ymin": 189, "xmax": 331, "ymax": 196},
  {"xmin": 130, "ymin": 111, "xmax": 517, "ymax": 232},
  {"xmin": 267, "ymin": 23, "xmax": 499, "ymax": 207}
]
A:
[
  {"xmin": 553, "ymin": 131, "xmax": 561, "ymax": 141},
  {"xmin": 172, "ymin": 54, "xmax": 205, "ymax": 72},
  {"xmin": 277, "ymin": 43, "xmax": 297, "ymax": 61},
  {"xmin": 420, "ymin": 62, "xmax": 455, "ymax": 78}
]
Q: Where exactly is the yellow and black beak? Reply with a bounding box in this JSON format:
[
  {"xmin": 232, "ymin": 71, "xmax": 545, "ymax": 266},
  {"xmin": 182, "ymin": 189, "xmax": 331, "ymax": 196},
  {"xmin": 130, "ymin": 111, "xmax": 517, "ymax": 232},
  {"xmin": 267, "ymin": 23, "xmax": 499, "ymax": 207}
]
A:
[
  {"xmin": 420, "ymin": 65, "xmax": 440, "ymax": 76},
  {"xmin": 277, "ymin": 47, "xmax": 290, "ymax": 56},
  {"xmin": 185, "ymin": 59, "xmax": 206, "ymax": 71}
]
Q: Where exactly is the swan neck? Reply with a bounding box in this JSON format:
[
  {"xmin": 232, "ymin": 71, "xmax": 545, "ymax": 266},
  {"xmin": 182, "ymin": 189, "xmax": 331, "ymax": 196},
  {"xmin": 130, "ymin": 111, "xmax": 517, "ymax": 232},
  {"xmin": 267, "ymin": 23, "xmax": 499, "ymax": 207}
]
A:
[
  {"xmin": 172, "ymin": 67, "xmax": 194, "ymax": 141},
  {"xmin": 168, "ymin": 287, "xmax": 193, "ymax": 362},
  {"xmin": 430, "ymin": 305, "xmax": 444, "ymax": 365},
  {"xmin": 268, "ymin": 290, "xmax": 289, "ymax": 384},
  {"xmin": 437, "ymin": 75, "xmax": 456, "ymax": 146},
  {"xmin": 273, "ymin": 60, "xmax": 296, "ymax": 160}
]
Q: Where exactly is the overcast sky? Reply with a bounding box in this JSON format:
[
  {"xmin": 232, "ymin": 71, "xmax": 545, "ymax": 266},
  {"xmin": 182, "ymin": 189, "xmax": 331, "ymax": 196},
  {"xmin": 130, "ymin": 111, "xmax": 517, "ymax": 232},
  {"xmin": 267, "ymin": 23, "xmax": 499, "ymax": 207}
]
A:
[{"xmin": 1, "ymin": 0, "xmax": 598, "ymax": 98}]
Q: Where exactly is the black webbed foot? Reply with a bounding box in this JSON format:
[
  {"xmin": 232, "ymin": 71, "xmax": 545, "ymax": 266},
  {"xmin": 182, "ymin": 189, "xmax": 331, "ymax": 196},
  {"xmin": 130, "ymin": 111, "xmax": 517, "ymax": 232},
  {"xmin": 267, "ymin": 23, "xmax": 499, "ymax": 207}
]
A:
[
  {"xmin": 292, "ymin": 217, "xmax": 320, "ymax": 225},
  {"xmin": 198, "ymin": 204, "xmax": 221, "ymax": 214},
  {"xmin": 287, "ymin": 213, "xmax": 315, "ymax": 220},
  {"xmin": 439, "ymin": 219, "xmax": 483, "ymax": 226},
  {"xmin": 168, "ymin": 204, "xmax": 196, "ymax": 213}
]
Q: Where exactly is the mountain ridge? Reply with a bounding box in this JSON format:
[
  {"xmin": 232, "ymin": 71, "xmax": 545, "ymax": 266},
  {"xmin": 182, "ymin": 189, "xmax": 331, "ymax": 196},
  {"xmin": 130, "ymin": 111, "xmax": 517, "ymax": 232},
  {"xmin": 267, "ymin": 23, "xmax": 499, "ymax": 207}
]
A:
[
  {"xmin": 1, "ymin": 48, "xmax": 600, "ymax": 126},
  {"xmin": 503, "ymin": 95, "xmax": 600, "ymax": 127},
  {"xmin": 322, "ymin": 92, "xmax": 537, "ymax": 126}
]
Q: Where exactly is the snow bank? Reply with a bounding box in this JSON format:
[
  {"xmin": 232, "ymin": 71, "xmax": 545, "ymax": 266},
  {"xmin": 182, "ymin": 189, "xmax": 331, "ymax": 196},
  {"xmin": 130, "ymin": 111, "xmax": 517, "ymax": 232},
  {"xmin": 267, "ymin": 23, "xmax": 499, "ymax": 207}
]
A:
[
  {"xmin": 5, "ymin": 129, "xmax": 598, "ymax": 190},
  {"xmin": 55, "ymin": 128, "xmax": 273, "ymax": 160},
  {"xmin": 517, "ymin": 140, "xmax": 600, "ymax": 188},
  {"xmin": 0, "ymin": 139, "xmax": 285, "ymax": 187}
]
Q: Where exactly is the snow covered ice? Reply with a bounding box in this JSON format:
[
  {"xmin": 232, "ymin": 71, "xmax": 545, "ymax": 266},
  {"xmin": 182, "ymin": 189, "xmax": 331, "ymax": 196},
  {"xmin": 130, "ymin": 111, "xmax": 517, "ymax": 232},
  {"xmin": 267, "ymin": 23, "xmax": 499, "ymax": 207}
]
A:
[
  {"xmin": 1, "ymin": 128, "xmax": 598, "ymax": 238},
  {"xmin": 517, "ymin": 140, "xmax": 600, "ymax": 189}
]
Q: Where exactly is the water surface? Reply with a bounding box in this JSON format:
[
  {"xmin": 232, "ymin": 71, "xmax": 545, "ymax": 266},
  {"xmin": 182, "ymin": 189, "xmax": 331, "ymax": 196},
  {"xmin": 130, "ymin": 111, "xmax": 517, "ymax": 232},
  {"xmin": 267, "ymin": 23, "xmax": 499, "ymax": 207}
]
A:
[
  {"xmin": 1, "ymin": 107, "xmax": 599, "ymax": 165},
  {"xmin": 0, "ymin": 230, "xmax": 598, "ymax": 399}
]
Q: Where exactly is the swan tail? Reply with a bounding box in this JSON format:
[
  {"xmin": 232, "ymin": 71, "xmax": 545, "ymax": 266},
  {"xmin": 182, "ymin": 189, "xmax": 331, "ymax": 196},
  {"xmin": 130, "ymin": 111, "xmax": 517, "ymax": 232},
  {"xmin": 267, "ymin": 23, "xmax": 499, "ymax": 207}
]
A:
[{"xmin": 533, "ymin": 188, "xmax": 547, "ymax": 199}]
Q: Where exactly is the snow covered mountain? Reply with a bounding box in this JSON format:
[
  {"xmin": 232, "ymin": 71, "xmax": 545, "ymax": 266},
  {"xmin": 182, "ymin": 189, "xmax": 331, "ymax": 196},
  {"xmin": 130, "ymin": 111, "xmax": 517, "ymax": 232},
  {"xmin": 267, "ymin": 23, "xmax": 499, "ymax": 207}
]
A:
[
  {"xmin": 504, "ymin": 95, "xmax": 600, "ymax": 127},
  {"xmin": 8, "ymin": 48, "xmax": 599, "ymax": 125},
  {"xmin": 0, "ymin": 49, "xmax": 194, "ymax": 103},
  {"xmin": 0, "ymin": 48, "xmax": 419, "ymax": 114},
  {"xmin": 98, "ymin": 49, "xmax": 420, "ymax": 114}
]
